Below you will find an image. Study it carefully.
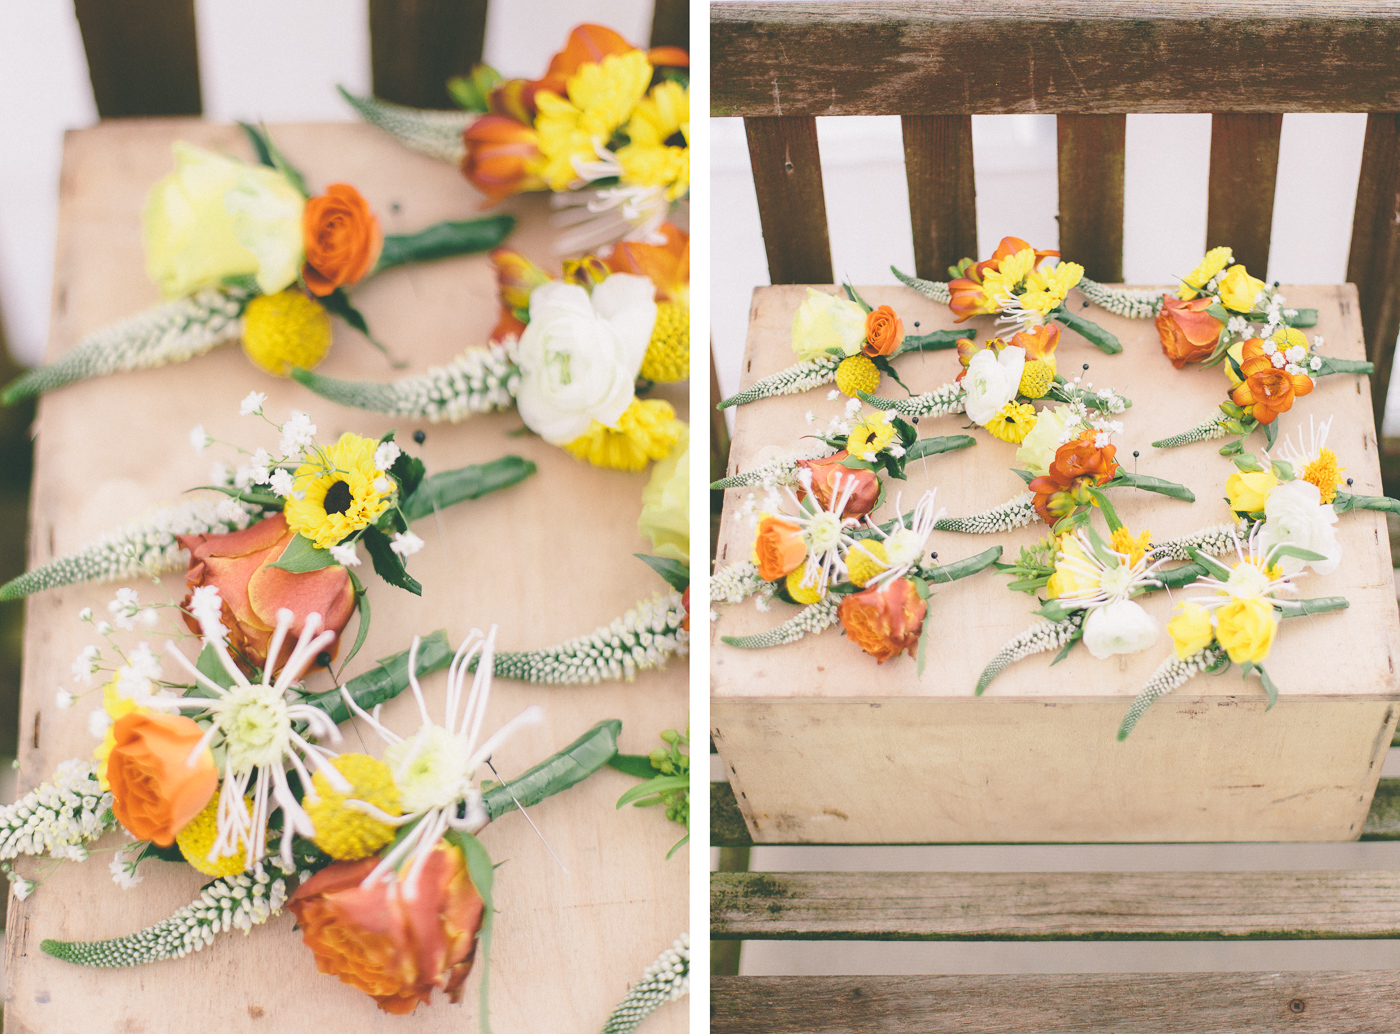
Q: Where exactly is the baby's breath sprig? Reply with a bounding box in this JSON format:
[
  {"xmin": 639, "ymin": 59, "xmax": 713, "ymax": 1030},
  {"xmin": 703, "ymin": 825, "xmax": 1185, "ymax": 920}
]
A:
[{"xmin": 600, "ymin": 934, "xmax": 690, "ymax": 1034}]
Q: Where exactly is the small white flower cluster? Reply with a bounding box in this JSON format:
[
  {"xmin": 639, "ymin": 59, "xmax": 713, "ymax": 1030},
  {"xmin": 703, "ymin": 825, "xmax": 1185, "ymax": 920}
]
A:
[
  {"xmin": 107, "ymin": 587, "xmax": 157, "ymax": 631},
  {"xmin": 711, "ymin": 441, "xmax": 834, "ymax": 493},
  {"xmin": 328, "ymin": 542, "xmax": 360, "ymax": 567},
  {"xmin": 373, "ymin": 440, "xmax": 401, "ymax": 471},
  {"xmin": 1076, "ymin": 277, "xmax": 1163, "ymax": 320},
  {"xmin": 718, "ymin": 354, "xmax": 844, "ymax": 409},
  {"xmin": 710, "ymin": 561, "xmax": 765, "ymax": 606},
  {"xmin": 601, "ymin": 933, "xmax": 691, "ymax": 1034},
  {"xmin": 934, "ymin": 492, "xmax": 1037, "ymax": 534},
  {"xmin": 1149, "ymin": 523, "xmax": 1242, "ymax": 562},
  {"xmin": 977, "ymin": 613, "xmax": 1086, "ymax": 694},
  {"xmin": 238, "ymin": 390, "xmax": 266, "ymax": 416},
  {"xmin": 308, "ymin": 344, "xmax": 520, "ymax": 423},
  {"xmin": 109, "ymin": 843, "xmax": 144, "ymax": 890},
  {"xmin": 723, "ymin": 597, "xmax": 839, "ymax": 649},
  {"xmin": 867, "ymin": 381, "xmax": 966, "ymax": 419},
  {"xmin": 277, "ymin": 411, "xmax": 317, "ymax": 459},
  {"xmin": 40, "ymin": 863, "xmax": 288, "ymax": 967},
  {"xmin": 389, "ymin": 530, "xmax": 424, "ymax": 558},
  {"xmin": 0, "ymin": 759, "xmax": 113, "ymax": 865}
]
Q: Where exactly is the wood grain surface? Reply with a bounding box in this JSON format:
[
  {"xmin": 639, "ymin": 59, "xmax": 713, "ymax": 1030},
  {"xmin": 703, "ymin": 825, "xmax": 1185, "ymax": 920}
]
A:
[
  {"xmin": 1205, "ymin": 114, "xmax": 1283, "ymax": 277},
  {"xmin": 744, "ymin": 118, "xmax": 833, "ymax": 285},
  {"xmin": 900, "ymin": 115, "xmax": 978, "ymax": 283},
  {"xmin": 3, "ymin": 121, "xmax": 687, "ymax": 1034},
  {"xmin": 710, "ymin": 2, "xmax": 1400, "ymax": 116},
  {"xmin": 711, "ymin": 972, "xmax": 1400, "ymax": 1034},
  {"xmin": 1056, "ymin": 114, "xmax": 1125, "ymax": 283},
  {"xmin": 1346, "ymin": 113, "xmax": 1400, "ymax": 434}
]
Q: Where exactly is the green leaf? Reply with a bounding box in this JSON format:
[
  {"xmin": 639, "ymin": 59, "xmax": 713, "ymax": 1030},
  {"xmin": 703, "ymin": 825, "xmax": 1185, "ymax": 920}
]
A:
[
  {"xmin": 665, "ymin": 832, "xmax": 689, "ymax": 860},
  {"xmin": 1266, "ymin": 544, "xmax": 1326, "ymax": 564},
  {"xmin": 269, "ymin": 533, "xmax": 336, "ymax": 573},
  {"xmin": 1050, "ymin": 627, "xmax": 1085, "ymax": 666},
  {"xmin": 481, "ymin": 719, "xmax": 621, "ymax": 820},
  {"xmin": 400, "ymin": 456, "xmax": 537, "ymax": 523},
  {"xmin": 361, "ymin": 525, "xmax": 422, "ymax": 595},
  {"xmin": 893, "ymin": 329, "xmax": 973, "ymax": 356},
  {"xmin": 341, "ymin": 570, "xmax": 370, "ymax": 671},
  {"xmin": 381, "ymin": 433, "xmax": 426, "ymax": 498},
  {"xmin": 871, "ymin": 354, "xmax": 912, "ymax": 394},
  {"xmin": 1186, "ymin": 547, "xmax": 1232, "ymax": 581},
  {"xmin": 444, "ymin": 829, "xmax": 495, "ymax": 1034},
  {"xmin": 1036, "ymin": 599, "xmax": 1076, "ymax": 623},
  {"xmin": 916, "ymin": 598, "xmax": 933, "ymax": 676},
  {"xmin": 904, "ymin": 434, "xmax": 976, "ymax": 462},
  {"xmin": 1156, "ymin": 562, "xmax": 1208, "ymax": 590},
  {"xmin": 301, "ymin": 628, "xmax": 453, "ymax": 723},
  {"xmin": 1085, "ymin": 487, "xmax": 1123, "ymax": 534},
  {"xmin": 617, "ymin": 774, "xmax": 689, "ymax": 808},
  {"xmin": 1010, "ymin": 468, "xmax": 1034, "ymax": 485},
  {"xmin": 1106, "ymin": 471, "xmax": 1196, "ymax": 502},
  {"xmin": 1263, "ymin": 418, "xmax": 1278, "ymax": 449},
  {"xmin": 238, "ymin": 122, "xmax": 309, "ymax": 197},
  {"xmin": 926, "ymin": 546, "xmax": 1002, "ymax": 584},
  {"xmin": 445, "ymin": 64, "xmax": 503, "ymax": 112},
  {"xmin": 193, "ymin": 644, "xmax": 236, "ymax": 696},
  {"xmin": 319, "ymin": 288, "xmax": 405, "ymax": 367},
  {"xmin": 1256, "ymin": 664, "xmax": 1279, "ymax": 710},
  {"xmin": 635, "ymin": 554, "xmax": 690, "ymax": 593},
  {"xmin": 1285, "ymin": 308, "xmax": 1318, "ymax": 328},
  {"xmin": 1050, "ymin": 304, "xmax": 1122, "ymax": 354},
  {"xmin": 1205, "ymin": 302, "xmax": 1231, "ymax": 322},
  {"xmin": 238, "ymin": 121, "xmax": 275, "ymax": 168},
  {"xmin": 373, "ymin": 215, "xmax": 517, "ymax": 274},
  {"xmin": 842, "ymin": 282, "xmax": 873, "ymax": 312},
  {"xmin": 607, "ymin": 753, "xmax": 659, "ymax": 780},
  {"xmin": 1084, "ymin": 523, "xmax": 1120, "ymax": 568}
]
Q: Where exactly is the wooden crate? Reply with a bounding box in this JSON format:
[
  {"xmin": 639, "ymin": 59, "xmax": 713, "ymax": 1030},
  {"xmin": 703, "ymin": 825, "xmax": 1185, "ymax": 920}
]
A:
[
  {"xmin": 4, "ymin": 122, "xmax": 688, "ymax": 1034},
  {"xmin": 712, "ymin": 283, "xmax": 1400, "ymax": 844}
]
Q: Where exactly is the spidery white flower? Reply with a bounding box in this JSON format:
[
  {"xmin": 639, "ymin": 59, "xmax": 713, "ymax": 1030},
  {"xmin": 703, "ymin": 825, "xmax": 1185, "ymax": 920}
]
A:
[
  {"xmin": 776, "ymin": 471, "xmax": 863, "ymax": 594},
  {"xmin": 1182, "ymin": 525, "xmax": 1299, "ymax": 609},
  {"xmin": 855, "ymin": 490, "xmax": 945, "ymax": 586}
]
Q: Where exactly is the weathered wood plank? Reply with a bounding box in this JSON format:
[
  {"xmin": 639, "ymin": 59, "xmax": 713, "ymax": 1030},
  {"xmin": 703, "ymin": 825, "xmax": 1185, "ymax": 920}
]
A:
[
  {"xmin": 1206, "ymin": 114, "xmax": 1283, "ymax": 277},
  {"xmin": 369, "ymin": 0, "xmax": 489, "ymax": 109},
  {"xmin": 901, "ymin": 115, "xmax": 978, "ymax": 281},
  {"xmin": 650, "ymin": 0, "xmax": 691, "ymax": 49},
  {"xmin": 712, "ymin": 870, "xmax": 1400, "ymax": 939},
  {"xmin": 1056, "ymin": 114, "xmax": 1125, "ymax": 282},
  {"xmin": 73, "ymin": 0, "xmax": 201, "ymax": 118},
  {"xmin": 711, "ymin": 973, "xmax": 1400, "ymax": 1034},
  {"xmin": 744, "ymin": 117, "xmax": 833, "ymax": 284},
  {"xmin": 1346, "ymin": 113, "xmax": 1400, "ymax": 434}
]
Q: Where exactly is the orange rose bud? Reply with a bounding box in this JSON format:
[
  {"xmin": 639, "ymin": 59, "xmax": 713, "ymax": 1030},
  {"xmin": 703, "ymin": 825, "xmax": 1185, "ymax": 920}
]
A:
[
  {"xmin": 797, "ymin": 452, "xmax": 881, "ymax": 517},
  {"xmin": 107, "ymin": 712, "xmax": 218, "ymax": 846},
  {"xmin": 178, "ymin": 514, "xmax": 356, "ymax": 675},
  {"xmin": 754, "ymin": 516, "xmax": 806, "ymax": 582},
  {"xmin": 462, "ymin": 115, "xmax": 546, "ymax": 206},
  {"xmin": 289, "ymin": 841, "xmax": 485, "ymax": 1015},
  {"xmin": 863, "ymin": 305, "xmax": 904, "ymax": 357},
  {"xmin": 301, "ymin": 184, "xmax": 383, "ymax": 297},
  {"xmin": 838, "ymin": 577, "xmax": 927, "ymax": 663},
  {"xmin": 1156, "ymin": 294, "xmax": 1223, "ymax": 368},
  {"xmin": 1229, "ymin": 338, "xmax": 1314, "ymax": 424}
]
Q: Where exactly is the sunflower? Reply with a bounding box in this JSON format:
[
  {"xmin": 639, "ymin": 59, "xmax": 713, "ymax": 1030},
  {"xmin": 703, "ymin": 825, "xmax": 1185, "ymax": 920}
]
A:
[{"xmin": 284, "ymin": 432, "xmax": 393, "ymax": 549}]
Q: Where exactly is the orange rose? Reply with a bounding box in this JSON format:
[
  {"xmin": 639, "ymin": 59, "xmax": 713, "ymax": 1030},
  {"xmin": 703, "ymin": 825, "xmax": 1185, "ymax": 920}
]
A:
[
  {"xmin": 838, "ymin": 577, "xmax": 926, "ymax": 663},
  {"xmin": 1156, "ymin": 294, "xmax": 1223, "ymax": 368},
  {"xmin": 178, "ymin": 514, "xmax": 356, "ymax": 675},
  {"xmin": 863, "ymin": 305, "xmax": 904, "ymax": 357},
  {"xmin": 462, "ymin": 115, "xmax": 546, "ymax": 205},
  {"xmin": 754, "ymin": 516, "xmax": 806, "ymax": 582},
  {"xmin": 289, "ymin": 840, "xmax": 485, "ymax": 1014},
  {"xmin": 1229, "ymin": 338, "xmax": 1314, "ymax": 424},
  {"xmin": 681, "ymin": 584, "xmax": 690, "ymax": 632},
  {"xmin": 797, "ymin": 452, "xmax": 881, "ymax": 517},
  {"xmin": 107, "ymin": 712, "xmax": 218, "ymax": 846},
  {"xmin": 301, "ymin": 184, "xmax": 383, "ymax": 297}
]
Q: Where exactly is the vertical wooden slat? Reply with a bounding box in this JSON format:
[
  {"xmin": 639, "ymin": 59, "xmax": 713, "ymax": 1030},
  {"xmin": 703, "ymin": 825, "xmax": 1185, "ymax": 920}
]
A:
[
  {"xmin": 1346, "ymin": 113, "xmax": 1400, "ymax": 437},
  {"xmin": 649, "ymin": 0, "xmax": 690, "ymax": 50},
  {"xmin": 73, "ymin": 0, "xmax": 201, "ymax": 118},
  {"xmin": 1206, "ymin": 113, "xmax": 1284, "ymax": 277},
  {"xmin": 1056, "ymin": 114, "xmax": 1125, "ymax": 282},
  {"xmin": 744, "ymin": 117, "xmax": 833, "ymax": 284},
  {"xmin": 901, "ymin": 115, "xmax": 978, "ymax": 281},
  {"xmin": 369, "ymin": 0, "xmax": 489, "ymax": 109}
]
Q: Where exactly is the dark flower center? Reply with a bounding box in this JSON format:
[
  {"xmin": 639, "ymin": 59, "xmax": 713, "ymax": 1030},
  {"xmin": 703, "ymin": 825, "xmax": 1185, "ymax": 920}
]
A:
[
  {"xmin": 323, "ymin": 480, "xmax": 353, "ymax": 515},
  {"xmin": 664, "ymin": 130, "xmax": 687, "ymax": 148}
]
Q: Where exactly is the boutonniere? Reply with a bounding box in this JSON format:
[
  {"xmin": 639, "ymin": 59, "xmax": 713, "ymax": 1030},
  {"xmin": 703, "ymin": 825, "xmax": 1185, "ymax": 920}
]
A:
[{"xmin": 2, "ymin": 125, "xmax": 515, "ymax": 405}]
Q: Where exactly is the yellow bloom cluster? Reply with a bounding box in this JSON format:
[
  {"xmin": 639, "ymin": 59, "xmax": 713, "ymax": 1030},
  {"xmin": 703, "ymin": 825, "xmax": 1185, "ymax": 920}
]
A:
[
  {"xmin": 1019, "ymin": 261, "xmax": 1083, "ymax": 315},
  {"xmin": 978, "ymin": 248, "xmax": 1037, "ymax": 308},
  {"xmin": 1176, "ymin": 246, "xmax": 1234, "ymax": 300},
  {"xmin": 564, "ymin": 398, "xmax": 685, "ymax": 472},
  {"xmin": 846, "ymin": 540, "xmax": 889, "ymax": 588},
  {"xmin": 241, "ymin": 288, "xmax": 334, "ymax": 377},
  {"xmin": 303, "ymin": 754, "xmax": 402, "ymax": 861},
  {"xmin": 640, "ymin": 300, "xmax": 690, "ymax": 383},
  {"xmin": 177, "ymin": 796, "xmax": 247, "ymax": 877},
  {"xmin": 985, "ymin": 401, "xmax": 1038, "ymax": 444},
  {"xmin": 618, "ymin": 80, "xmax": 690, "ymax": 201}
]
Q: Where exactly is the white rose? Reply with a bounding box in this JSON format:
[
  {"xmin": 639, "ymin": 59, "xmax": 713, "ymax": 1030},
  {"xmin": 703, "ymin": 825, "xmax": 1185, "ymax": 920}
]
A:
[
  {"xmin": 963, "ymin": 346, "xmax": 1026, "ymax": 425},
  {"xmin": 791, "ymin": 288, "xmax": 867, "ymax": 361},
  {"xmin": 1082, "ymin": 600, "xmax": 1159, "ymax": 659},
  {"xmin": 1015, "ymin": 403, "xmax": 1074, "ymax": 476},
  {"xmin": 1257, "ymin": 479, "xmax": 1341, "ymax": 575},
  {"xmin": 514, "ymin": 274, "xmax": 657, "ymax": 445}
]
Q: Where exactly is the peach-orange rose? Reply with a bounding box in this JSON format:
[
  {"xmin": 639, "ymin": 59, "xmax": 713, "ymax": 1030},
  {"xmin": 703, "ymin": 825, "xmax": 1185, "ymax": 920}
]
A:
[
  {"xmin": 1229, "ymin": 337, "xmax": 1314, "ymax": 424},
  {"xmin": 289, "ymin": 841, "xmax": 485, "ymax": 1014},
  {"xmin": 754, "ymin": 516, "xmax": 806, "ymax": 582},
  {"xmin": 107, "ymin": 712, "xmax": 218, "ymax": 846},
  {"xmin": 462, "ymin": 115, "xmax": 546, "ymax": 205},
  {"xmin": 301, "ymin": 184, "xmax": 383, "ymax": 297},
  {"xmin": 1155, "ymin": 294, "xmax": 1223, "ymax": 368},
  {"xmin": 863, "ymin": 305, "xmax": 904, "ymax": 357},
  {"xmin": 797, "ymin": 452, "xmax": 881, "ymax": 517},
  {"xmin": 838, "ymin": 577, "xmax": 926, "ymax": 663},
  {"xmin": 178, "ymin": 514, "xmax": 356, "ymax": 675}
]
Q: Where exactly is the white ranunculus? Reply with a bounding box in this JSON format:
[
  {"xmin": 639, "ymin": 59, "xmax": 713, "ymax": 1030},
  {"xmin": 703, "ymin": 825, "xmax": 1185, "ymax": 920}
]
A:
[
  {"xmin": 963, "ymin": 346, "xmax": 1026, "ymax": 425},
  {"xmin": 1015, "ymin": 403, "xmax": 1075, "ymax": 476},
  {"xmin": 514, "ymin": 274, "xmax": 657, "ymax": 445},
  {"xmin": 1082, "ymin": 600, "xmax": 1159, "ymax": 659},
  {"xmin": 1257, "ymin": 478, "xmax": 1341, "ymax": 575},
  {"xmin": 791, "ymin": 288, "xmax": 867, "ymax": 361}
]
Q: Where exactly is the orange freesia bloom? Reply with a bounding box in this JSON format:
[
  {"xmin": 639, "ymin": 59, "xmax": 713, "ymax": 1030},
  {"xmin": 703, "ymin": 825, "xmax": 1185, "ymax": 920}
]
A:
[
  {"xmin": 107, "ymin": 712, "xmax": 218, "ymax": 846},
  {"xmin": 490, "ymin": 248, "xmax": 552, "ymax": 312},
  {"xmin": 1229, "ymin": 338, "xmax": 1314, "ymax": 424},
  {"xmin": 1009, "ymin": 323, "xmax": 1060, "ymax": 362},
  {"xmin": 863, "ymin": 305, "xmax": 904, "ymax": 357},
  {"xmin": 605, "ymin": 223, "xmax": 689, "ymax": 303},
  {"xmin": 1155, "ymin": 294, "xmax": 1223, "ymax": 368},
  {"xmin": 838, "ymin": 577, "xmax": 927, "ymax": 662},
  {"xmin": 302, "ymin": 184, "xmax": 383, "ymax": 297},
  {"xmin": 754, "ymin": 516, "xmax": 806, "ymax": 582},
  {"xmin": 1027, "ymin": 429, "xmax": 1119, "ymax": 524},
  {"xmin": 289, "ymin": 841, "xmax": 485, "ymax": 1014},
  {"xmin": 797, "ymin": 452, "xmax": 880, "ymax": 518},
  {"xmin": 461, "ymin": 115, "xmax": 546, "ymax": 205}
]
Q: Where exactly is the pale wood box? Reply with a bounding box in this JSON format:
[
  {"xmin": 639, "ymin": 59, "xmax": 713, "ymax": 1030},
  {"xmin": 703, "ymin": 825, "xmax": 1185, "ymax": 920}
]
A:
[{"xmin": 712, "ymin": 282, "xmax": 1400, "ymax": 844}]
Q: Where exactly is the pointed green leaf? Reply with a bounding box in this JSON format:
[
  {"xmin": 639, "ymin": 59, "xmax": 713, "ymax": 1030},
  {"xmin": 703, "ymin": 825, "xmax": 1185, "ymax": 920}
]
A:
[
  {"xmin": 269, "ymin": 533, "xmax": 336, "ymax": 573},
  {"xmin": 361, "ymin": 525, "xmax": 422, "ymax": 595},
  {"xmin": 635, "ymin": 554, "xmax": 690, "ymax": 593}
]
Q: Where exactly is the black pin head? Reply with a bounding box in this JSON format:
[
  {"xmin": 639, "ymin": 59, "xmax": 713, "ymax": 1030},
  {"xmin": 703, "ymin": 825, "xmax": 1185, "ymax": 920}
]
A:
[
  {"xmin": 1082, "ymin": 363, "xmax": 1090, "ymax": 371},
  {"xmin": 315, "ymin": 651, "xmax": 333, "ymax": 669},
  {"xmin": 1133, "ymin": 451, "xmax": 1140, "ymax": 459},
  {"xmin": 910, "ymin": 416, "xmax": 919, "ymax": 425},
  {"xmin": 1082, "ymin": 300, "xmax": 1090, "ymax": 308},
  {"xmin": 1347, "ymin": 478, "xmax": 1354, "ymax": 486},
  {"xmin": 913, "ymin": 321, "xmax": 920, "ymax": 328},
  {"xmin": 412, "ymin": 430, "xmax": 426, "ymax": 445},
  {"xmin": 929, "ymin": 552, "xmax": 938, "ymax": 560}
]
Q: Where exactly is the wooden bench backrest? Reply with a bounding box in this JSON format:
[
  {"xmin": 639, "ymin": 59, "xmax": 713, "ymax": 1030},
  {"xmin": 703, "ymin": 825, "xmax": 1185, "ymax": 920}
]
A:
[{"xmin": 711, "ymin": 1, "xmax": 1400, "ymax": 429}]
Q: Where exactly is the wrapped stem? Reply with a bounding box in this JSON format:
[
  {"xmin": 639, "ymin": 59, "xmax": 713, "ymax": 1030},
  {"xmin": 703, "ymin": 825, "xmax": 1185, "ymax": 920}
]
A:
[{"xmin": 482, "ymin": 720, "xmax": 621, "ymax": 820}]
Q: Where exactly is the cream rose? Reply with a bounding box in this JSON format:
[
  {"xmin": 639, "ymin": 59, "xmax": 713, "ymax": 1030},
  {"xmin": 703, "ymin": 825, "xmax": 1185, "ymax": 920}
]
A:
[
  {"xmin": 143, "ymin": 142, "xmax": 305, "ymax": 299},
  {"xmin": 514, "ymin": 274, "xmax": 657, "ymax": 445},
  {"xmin": 638, "ymin": 426, "xmax": 689, "ymax": 562},
  {"xmin": 964, "ymin": 346, "xmax": 1026, "ymax": 426},
  {"xmin": 1082, "ymin": 600, "xmax": 1159, "ymax": 660},
  {"xmin": 791, "ymin": 288, "xmax": 867, "ymax": 361},
  {"xmin": 1257, "ymin": 479, "xmax": 1341, "ymax": 575},
  {"xmin": 1014, "ymin": 403, "xmax": 1074, "ymax": 476}
]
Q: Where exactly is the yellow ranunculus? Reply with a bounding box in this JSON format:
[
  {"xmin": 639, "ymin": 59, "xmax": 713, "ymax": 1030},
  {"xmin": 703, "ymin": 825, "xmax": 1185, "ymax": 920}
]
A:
[
  {"xmin": 1167, "ymin": 602, "xmax": 1216, "ymax": 659},
  {"xmin": 143, "ymin": 142, "xmax": 305, "ymax": 299},
  {"xmin": 1014, "ymin": 404, "xmax": 1073, "ymax": 477},
  {"xmin": 1225, "ymin": 469, "xmax": 1278, "ymax": 516},
  {"xmin": 1213, "ymin": 596, "xmax": 1278, "ymax": 664},
  {"xmin": 1216, "ymin": 264, "xmax": 1266, "ymax": 313},
  {"xmin": 791, "ymin": 288, "xmax": 867, "ymax": 361},
  {"xmin": 1045, "ymin": 535, "xmax": 1099, "ymax": 600},
  {"xmin": 638, "ymin": 425, "xmax": 689, "ymax": 562}
]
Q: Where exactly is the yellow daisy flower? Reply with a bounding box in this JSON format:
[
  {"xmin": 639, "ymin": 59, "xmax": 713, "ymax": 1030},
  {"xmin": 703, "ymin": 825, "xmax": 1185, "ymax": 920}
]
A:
[
  {"xmin": 1177, "ymin": 246, "xmax": 1234, "ymax": 300},
  {"xmin": 283, "ymin": 432, "xmax": 393, "ymax": 549},
  {"xmin": 532, "ymin": 49, "xmax": 654, "ymax": 192},
  {"xmin": 1019, "ymin": 261, "xmax": 1084, "ymax": 315},
  {"xmin": 845, "ymin": 412, "xmax": 898, "ymax": 461},
  {"xmin": 985, "ymin": 401, "xmax": 1038, "ymax": 444},
  {"xmin": 618, "ymin": 80, "xmax": 690, "ymax": 200}
]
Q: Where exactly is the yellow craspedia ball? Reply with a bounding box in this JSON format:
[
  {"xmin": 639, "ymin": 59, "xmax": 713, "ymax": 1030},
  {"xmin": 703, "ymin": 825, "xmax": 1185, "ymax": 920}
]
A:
[
  {"xmin": 241, "ymin": 288, "xmax": 333, "ymax": 376},
  {"xmin": 846, "ymin": 539, "xmax": 889, "ymax": 588},
  {"xmin": 176, "ymin": 795, "xmax": 247, "ymax": 877},
  {"xmin": 640, "ymin": 301, "xmax": 690, "ymax": 383},
  {"xmin": 835, "ymin": 354, "xmax": 879, "ymax": 397},
  {"xmin": 304, "ymin": 753, "xmax": 402, "ymax": 861},
  {"xmin": 1018, "ymin": 359, "xmax": 1055, "ymax": 399},
  {"xmin": 785, "ymin": 563, "xmax": 825, "ymax": 604}
]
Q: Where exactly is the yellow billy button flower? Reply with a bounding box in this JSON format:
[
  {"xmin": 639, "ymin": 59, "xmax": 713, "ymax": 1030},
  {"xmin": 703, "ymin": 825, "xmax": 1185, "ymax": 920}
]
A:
[
  {"xmin": 1018, "ymin": 360, "xmax": 1055, "ymax": 400},
  {"xmin": 1216, "ymin": 264, "xmax": 1267, "ymax": 313},
  {"xmin": 845, "ymin": 540, "xmax": 889, "ymax": 588},
  {"xmin": 1213, "ymin": 595, "xmax": 1278, "ymax": 664},
  {"xmin": 1177, "ymin": 246, "xmax": 1233, "ymax": 301},
  {"xmin": 1167, "ymin": 602, "xmax": 1216, "ymax": 659},
  {"xmin": 176, "ymin": 794, "xmax": 249, "ymax": 877},
  {"xmin": 241, "ymin": 289, "xmax": 334, "ymax": 376},
  {"xmin": 304, "ymin": 753, "xmax": 402, "ymax": 861},
  {"xmin": 563, "ymin": 398, "xmax": 684, "ymax": 472},
  {"xmin": 985, "ymin": 402, "xmax": 1038, "ymax": 444},
  {"xmin": 1109, "ymin": 527, "xmax": 1152, "ymax": 567},
  {"xmin": 283, "ymin": 432, "xmax": 393, "ymax": 549},
  {"xmin": 640, "ymin": 300, "xmax": 690, "ymax": 383},
  {"xmin": 835, "ymin": 354, "xmax": 880, "ymax": 397},
  {"xmin": 785, "ymin": 563, "xmax": 826, "ymax": 604},
  {"xmin": 1224, "ymin": 469, "xmax": 1279, "ymax": 516}
]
